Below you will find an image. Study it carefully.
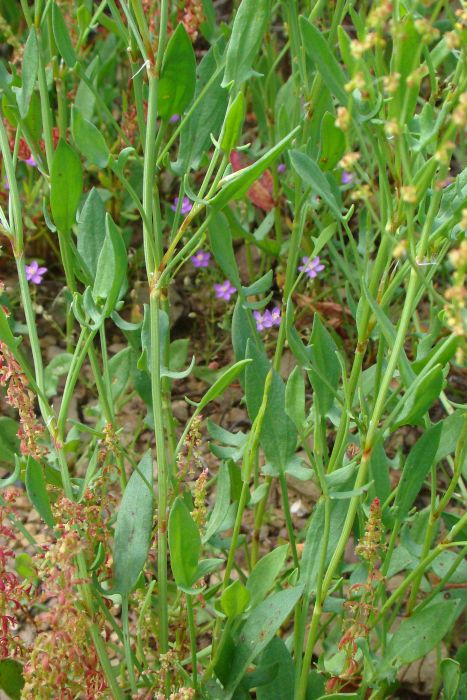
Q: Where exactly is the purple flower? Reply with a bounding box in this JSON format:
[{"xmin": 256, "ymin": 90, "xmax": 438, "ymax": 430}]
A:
[
  {"xmin": 253, "ymin": 306, "xmax": 281, "ymax": 332},
  {"xmin": 298, "ymin": 256, "xmax": 325, "ymax": 279},
  {"xmin": 270, "ymin": 306, "xmax": 281, "ymax": 325},
  {"xmin": 214, "ymin": 280, "xmax": 236, "ymax": 301},
  {"xmin": 25, "ymin": 155, "xmax": 36, "ymax": 167},
  {"xmin": 191, "ymin": 250, "xmax": 211, "ymax": 268},
  {"xmin": 171, "ymin": 196, "xmax": 192, "ymax": 215},
  {"xmin": 3, "ymin": 179, "xmax": 9, "ymax": 191},
  {"xmin": 25, "ymin": 260, "xmax": 47, "ymax": 285},
  {"xmin": 169, "ymin": 114, "xmax": 180, "ymax": 123},
  {"xmin": 341, "ymin": 171, "xmax": 353, "ymax": 185},
  {"xmin": 256, "ymin": 311, "xmax": 268, "ymax": 329},
  {"xmin": 277, "ymin": 163, "xmax": 286, "ymax": 174}
]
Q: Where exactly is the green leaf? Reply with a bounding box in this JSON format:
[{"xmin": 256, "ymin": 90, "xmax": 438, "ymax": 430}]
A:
[
  {"xmin": 158, "ymin": 23, "xmax": 196, "ymax": 119},
  {"xmin": 441, "ymin": 658, "xmax": 461, "ymax": 700},
  {"xmin": 388, "ymin": 16, "xmax": 421, "ymax": 123},
  {"xmin": 221, "ymin": 579, "xmax": 251, "ymax": 618},
  {"xmin": 92, "ymin": 214, "xmax": 128, "ymax": 318},
  {"xmin": 109, "ymin": 347, "xmax": 132, "ymax": 400},
  {"xmin": 232, "ymin": 296, "xmax": 260, "ymax": 364},
  {"xmin": 174, "ymin": 39, "xmax": 228, "ymax": 174},
  {"xmin": 25, "ymin": 458, "xmax": 54, "ymax": 528},
  {"xmin": 318, "ymin": 112, "xmax": 345, "ymax": 171},
  {"xmin": 362, "ymin": 281, "xmax": 414, "ymax": 388},
  {"xmin": 412, "ymin": 335, "xmax": 458, "ymax": 375},
  {"xmin": 256, "ymin": 637, "xmax": 294, "ymax": 700},
  {"xmin": 52, "ymin": 2, "xmax": 76, "ymax": 67},
  {"xmin": 204, "ymin": 462, "xmax": 231, "ymax": 542},
  {"xmin": 168, "ymin": 496, "xmax": 201, "ymax": 589},
  {"xmin": 290, "ymin": 150, "xmax": 342, "ymax": 218},
  {"xmin": 300, "ymin": 499, "xmax": 349, "ymax": 596},
  {"xmin": 222, "ymin": 0, "xmax": 271, "ymax": 89},
  {"xmin": 246, "ymin": 544, "xmax": 289, "ymax": 607},
  {"xmin": 0, "ymin": 418, "xmax": 20, "ymax": 465},
  {"xmin": 385, "ymin": 599, "xmax": 461, "ymax": 665},
  {"xmin": 0, "ymin": 306, "xmax": 18, "ymax": 350},
  {"xmin": 242, "ymin": 270, "xmax": 273, "ymax": 296},
  {"xmin": 15, "ymin": 553, "xmax": 36, "ymax": 581},
  {"xmin": 221, "ymin": 586, "xmax": 303, "ymax": 698},
  {"xmin": 198, "ymin": 359, "xmax": 251, "ymax": 411},
  {"xmin": 50, "ymin": 139, "xmax": 83, "ymax": 232},
  {"xmin": 435, "ymin": 412, "xmax": 466, "ymax": 464},
  {"xmin": 211, "ymin": 126, "xmax": 300, "ymax": 210},
  {"xmin": 113, "ymin": 451, "xmax": 153, "ymax": 594},
  {"xmin": 285, "ymin": 366, "xmax": 306, "ymax": 431},
  {"xmin": 393, "ymin": 422, "xmax": 442, "ymax": 520},
  {"xmin": 0, "ymin": 659, "xmax": 24, "ymax": 700},
  {"xmin": 14, "ymin": 29, "xmax": 38, "ymax": 118},
  {"xmin": 209, "ymin": 211, "xmax": 242, "ymax": 289},
  {"xmin": 308, "ymin": 314, "xmax": 341, "ymax": 415},
  {"xmin": 246, "ymin": 341, "xmax": 297, "ymax": 473},
  {"xmin": 369, "ymin": 439, "xmax": 390, "ymax": 505},
  {"xmin": 299, "ymin": 17, "xmax": 348, "ymax": 105},
  {"xmin": 44, "ymin": 353, "xmax": 73, "ymax": 398},
  {"xmin": 285, "ymin": 299, "xmax": 312, "ymax": 369},
  {"xmin": 71, "ymin": 106, "xmax": 109, "ymax": 167},
  {"xmin": 392, "ymin": 364, "xmax": 444, "ymax": 430},
  {"xmin": 221, "ymin": 91, "xmax": 245, "ymax": 154},
  {"xmin": 77, "ymin": 188, "xmax": 107, "ymax": 280}
]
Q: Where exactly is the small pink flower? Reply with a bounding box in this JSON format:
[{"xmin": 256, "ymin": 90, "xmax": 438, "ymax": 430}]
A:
[
  {"xmin": 24, "ymin": 155, "xmax": 36, "ymax": 167},
  {"xmin": 214, "ymin": 280, "xmax": 236, "ymax": 301},
  {"xmin": 298, "ymin": 256, "xmax": 325, "ymax": 280},
  {"xmin": 171, "ymin": 196, "xmax": 192, "ymax": 215},
  {"xmin": 277, "ymin": 163, "xmax": 286, "ymax": 174},
  {"xmin": 191, "ymin": 250, "xmax": 211, "ymax": 268},
  {"xmin": 25, "ymin": 261, "xmax": 47, "ymax": 285}
]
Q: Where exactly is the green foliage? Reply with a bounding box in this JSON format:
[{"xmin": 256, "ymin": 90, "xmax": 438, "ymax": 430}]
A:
[
  {"xmin": 0, "ymin": 1, "xmax": 465, "ymax": 698},
  {"xmin": 113, "ymin": 451, "xmax": 153, "ymax": 594}
]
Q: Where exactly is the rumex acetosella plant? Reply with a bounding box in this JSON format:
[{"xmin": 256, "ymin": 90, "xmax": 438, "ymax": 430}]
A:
[{"xmin": 0, "ymin": 0, "xmax": 465, "ymax": 698}]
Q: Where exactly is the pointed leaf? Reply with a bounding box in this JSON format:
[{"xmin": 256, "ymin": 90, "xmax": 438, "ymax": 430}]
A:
[
  {"xmin": 385, "ymin": 599, "xmax": 461, "ymax": 665},
  {"xmin": 77, "ymin": 188, "xmax": 107, "ymax": 280},
  {"xmin": 50, "ymin": 139, "xmax": 83, "ymax": 232},
  {"xmin": 299, "ymin": 17, "xmax": 348, "ymax": 104},
  {"xmin": 221, "ymin": 586, "xmax": 303, "ymax": 698},
  {"xmin": 158, "ymin": 23, "xmax": 196, "ymax": 119},
  {"xmin": 71, "ymin": 106, "xmax": 109, "ymax": 167},
  {"xmin": 52, "ymin": 1, "xmax": 76, "ymax": 67},
  {"xmin": 168, "ymin": 496, "xmax": 201, "ymax": 589},
  {"xmin": 393, "ymin": 422, "xmax": 443, "ymax": 520},
  {"xmin": 246, "ymin": 544, "xmax": 289, "ymax": 607},
  {"xmin": 222, "ymin": 0, "xmax": 271, "ymax": 89},
  {"xmin": 290, "ymin": 150, "xmax": 342, "ymax": 218},
  {"xmin": 25, "ymin": 458, "xmax": 54, "ymax": 528},
  {"xmin": 14, "ymin": 29, "xmax": 38, "ymax": 118},
  {"xmin": 221, "ymin": 580, "xmax": 251, "ymax": 618},
  {"xmin": 211, "ymin": 127, "xmax": 299, "ymax": 210},
  {"xmin": 113, "ymin": 451, "xmax": 153, "ymax": 594}
]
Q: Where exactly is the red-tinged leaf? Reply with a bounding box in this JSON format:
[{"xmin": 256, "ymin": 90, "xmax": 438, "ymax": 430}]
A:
[{"xmin": 230, "ymin": 151, "xmax": 275, "ymax": 212}]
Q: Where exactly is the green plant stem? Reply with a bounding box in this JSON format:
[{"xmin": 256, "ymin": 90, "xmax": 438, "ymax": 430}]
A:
[
  {"xmin": 186, "ymin": 594, "xmax": 199, "ymax": 692},
  {"xmin": 122, "ymin": 595, "xmax": 138, "ymax": 695},
  {"xmin": 251, "ymin": 477, "xmax": 272, "ymax": 567}
]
